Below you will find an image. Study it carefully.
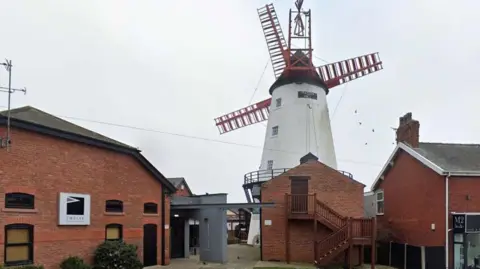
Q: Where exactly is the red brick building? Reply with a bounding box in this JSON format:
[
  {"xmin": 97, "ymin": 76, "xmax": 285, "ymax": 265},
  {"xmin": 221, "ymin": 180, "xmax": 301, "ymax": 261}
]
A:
[
  {"xmin": 167, "ymin": 177, "xmax": 193, "ymax": 197},
  {"xmin": 370, "ymin": 112, "xmax": 480, "ymax": 269},
  {"xmin": 260, "ymin": 153, "xmax": 375, "ymax": 268},
  {"xmin": 0, "ymin": 106, "xmax": 176, "ymax": 269}
]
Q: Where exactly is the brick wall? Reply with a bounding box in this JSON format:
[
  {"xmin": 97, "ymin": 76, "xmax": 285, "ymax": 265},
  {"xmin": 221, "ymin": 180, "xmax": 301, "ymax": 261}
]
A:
[
  {"xmin": 260, "ymin": 161, "xmax": 364, "ymax": 263},
  {"xmin": 0, "ymin": 128, "xmax": 169, "ymax": 269},
  {"xmin": 174, "ymin": 187, "xmax": 190, "ymax": 197},
  {"xmin": 376, "ymin": 150, "xmax": 445, "ymax": 246}
]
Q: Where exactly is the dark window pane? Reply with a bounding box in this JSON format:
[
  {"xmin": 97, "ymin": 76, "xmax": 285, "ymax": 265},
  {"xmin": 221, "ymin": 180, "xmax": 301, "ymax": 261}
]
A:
[
  {"xmin": 144, "ymin": 203, "xmax": 158, "ymax": 214},
  {"xmin": 5, "ymin": 193, "xmax": 35, "ymax": 209},
  {"xmin": 105, "ymin": 200, "xmax": 123, "ymax": 212}
]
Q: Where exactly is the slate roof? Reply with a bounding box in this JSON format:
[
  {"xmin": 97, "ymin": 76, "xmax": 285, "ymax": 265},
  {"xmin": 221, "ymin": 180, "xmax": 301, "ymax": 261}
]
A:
[
  {"xmin": 167, "ymin": 177, "xmax": 185, "ymax": 188},
  {"xmin": 0, "ymin": 106, "xmax": 134, "ymax": 149},
  {"xmin": 167, "ymin": 177, "xmax": 193, "ymax": 195},
  {"xmin": 414, "ymin": 142, "xmax": 480, "ymax": 172}
]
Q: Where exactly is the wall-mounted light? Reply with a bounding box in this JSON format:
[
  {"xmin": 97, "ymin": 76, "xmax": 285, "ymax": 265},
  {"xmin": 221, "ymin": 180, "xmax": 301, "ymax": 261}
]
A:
[{"xmin": 174, "ymin": 214, "xmax": 179, "ymax": 218}]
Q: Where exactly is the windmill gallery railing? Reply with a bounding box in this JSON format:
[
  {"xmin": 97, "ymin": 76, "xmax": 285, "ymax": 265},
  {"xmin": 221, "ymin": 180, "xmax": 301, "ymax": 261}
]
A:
[{"xmin": 244, "ymin": 169, "xmax": 354, "ymax": 187}]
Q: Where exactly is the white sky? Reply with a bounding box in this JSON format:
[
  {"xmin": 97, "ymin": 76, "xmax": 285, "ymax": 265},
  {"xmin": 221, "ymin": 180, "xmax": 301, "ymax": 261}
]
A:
[{"xmin": 1, "ymin": 0, "xmax": 480, "ymax": 202}]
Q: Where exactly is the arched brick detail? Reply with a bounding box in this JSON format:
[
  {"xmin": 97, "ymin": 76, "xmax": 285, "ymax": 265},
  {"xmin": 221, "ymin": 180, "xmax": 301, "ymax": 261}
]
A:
[
  {"xmin": 103, "ymin": 194, "xmax": 123, "ymax": 200},
  {"xmin": 3, "ymin": 186, "xmax": 36, "ymax": 195}
]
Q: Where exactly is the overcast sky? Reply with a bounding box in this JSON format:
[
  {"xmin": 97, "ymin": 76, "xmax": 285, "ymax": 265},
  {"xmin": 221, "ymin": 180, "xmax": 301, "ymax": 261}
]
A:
[{"xmin": 1, "ymin": 0, "xmax": 479, "ymax": 202}]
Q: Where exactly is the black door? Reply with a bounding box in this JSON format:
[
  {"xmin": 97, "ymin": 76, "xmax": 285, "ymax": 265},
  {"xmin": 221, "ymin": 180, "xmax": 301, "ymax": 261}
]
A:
[
  {"xmin": 143, "ymin": 224, "xmax": 157, "ymax": 266},
  {"xmin": 170, "ymin": 217, "xmax": 185, "ymax": 258},
  {"xmin": 291, "ymin": 178, "xmax": 309, "ymax": 213}
]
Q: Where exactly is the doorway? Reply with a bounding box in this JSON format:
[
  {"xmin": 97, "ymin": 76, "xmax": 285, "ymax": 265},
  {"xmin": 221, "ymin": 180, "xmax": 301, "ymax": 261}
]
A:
[
  {"xmin": 290, "ymin": 177, "xmax": 309, "ymax": 213},
  {"xmin": 171, "ymin": 216, "xmax": 185, "ymax": 258},
  {"xmin": 143, "ymin": 224, "xmax": 157, "ymax": 267}
]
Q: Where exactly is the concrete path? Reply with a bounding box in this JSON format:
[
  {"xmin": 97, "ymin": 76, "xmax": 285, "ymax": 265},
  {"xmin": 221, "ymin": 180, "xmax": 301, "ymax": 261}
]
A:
[
  {"xmin": 144, "ymin": 245, "xmax": 394, "ymax": 269},
  {"xmin": 148, "ymin": 244, "xmax": 261, "ymax": 269}
]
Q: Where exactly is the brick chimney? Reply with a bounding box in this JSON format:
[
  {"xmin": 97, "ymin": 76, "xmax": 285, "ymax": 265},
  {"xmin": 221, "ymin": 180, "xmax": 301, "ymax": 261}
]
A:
[{"xmin": 396, "ymin": 112, "xmax": 420, "ymax": 148}]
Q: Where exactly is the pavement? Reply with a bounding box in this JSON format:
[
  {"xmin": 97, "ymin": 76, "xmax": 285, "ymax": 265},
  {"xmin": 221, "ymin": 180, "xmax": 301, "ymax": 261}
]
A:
[{"xmin": 144, "ymin": 244, "xmax": 393, "ymax": 269}]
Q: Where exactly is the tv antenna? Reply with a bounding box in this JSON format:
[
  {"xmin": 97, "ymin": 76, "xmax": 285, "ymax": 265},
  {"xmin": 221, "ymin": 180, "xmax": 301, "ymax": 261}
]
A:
[{"xmin": 0, "ymin": 59, "xmax": 27, "ymax": 152}]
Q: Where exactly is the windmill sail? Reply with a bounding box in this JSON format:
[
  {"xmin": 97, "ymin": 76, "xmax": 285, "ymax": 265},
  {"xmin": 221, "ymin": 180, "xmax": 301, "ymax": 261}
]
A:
[{"xmin": 257, "ymin": 4, "xmax": 288, "ymax": 79}]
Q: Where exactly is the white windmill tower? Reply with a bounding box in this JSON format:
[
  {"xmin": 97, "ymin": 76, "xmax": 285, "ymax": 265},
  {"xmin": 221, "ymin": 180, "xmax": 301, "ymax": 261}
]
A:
[{"xmin": 213, "ymin": 0, "xmax": 383, "ymax": 245}]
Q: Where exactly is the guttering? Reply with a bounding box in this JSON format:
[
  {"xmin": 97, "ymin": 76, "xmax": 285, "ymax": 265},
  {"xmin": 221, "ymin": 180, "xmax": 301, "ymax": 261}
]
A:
[
  {"xmin": 445, "ymin": 172, "xmax": 451, "ymax": 269},
  {"xmin": 161, "ymin": 191, "xmax": 166, "ymax": 265},
  {"xmin": 442, "ymin": 171, "xmax": 480, "ymax": 176}
]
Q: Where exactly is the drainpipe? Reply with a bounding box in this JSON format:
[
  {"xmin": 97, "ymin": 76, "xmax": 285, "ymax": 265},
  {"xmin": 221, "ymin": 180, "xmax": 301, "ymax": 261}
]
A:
[{"xmin": 445, "ymin": 173, "xmax": 451, "ymax": 269}]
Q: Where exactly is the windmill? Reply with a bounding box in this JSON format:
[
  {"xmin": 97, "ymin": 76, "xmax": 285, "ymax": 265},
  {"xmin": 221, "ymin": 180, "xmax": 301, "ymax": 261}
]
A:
[{"xmin": 214, "ymin": 1, "xmax": 383, "ymax": 245}]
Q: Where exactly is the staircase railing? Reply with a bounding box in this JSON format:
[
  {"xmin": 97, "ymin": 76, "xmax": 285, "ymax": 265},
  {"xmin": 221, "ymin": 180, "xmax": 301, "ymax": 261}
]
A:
[
  {"xmin": 351, "ymin": 218, "xmax": 374, "ymax": 238},
  {"xmin": 315, "ymin": 221, "xmax": 350, "ymax": 260},
  {"xmin": 315, "ymin": 199, "xmax": 346, "ymax": 228},
  {"xmin": 287, "ymin": 194, "xmax": 316, "ymax": 215}
]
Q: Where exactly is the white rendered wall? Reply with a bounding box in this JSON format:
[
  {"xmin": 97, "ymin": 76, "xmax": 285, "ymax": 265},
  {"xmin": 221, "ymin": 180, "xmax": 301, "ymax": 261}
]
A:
[
  {"xmin": 259, "ymin": 82, "xmax": 337, "ymax": 170},
  {"xmin": 247, "ymin": 212, "xmax": 260, "ymax": 246}
]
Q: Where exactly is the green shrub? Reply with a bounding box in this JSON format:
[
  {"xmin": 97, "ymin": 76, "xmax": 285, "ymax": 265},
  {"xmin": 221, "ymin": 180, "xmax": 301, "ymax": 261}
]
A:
[
  {"xmin": 60, "ymin": 256, "xmax": 91, "ymax": 269},
  {"xmin": 93, "ymin": 240, "xmax": 142, "ymax": 269}
]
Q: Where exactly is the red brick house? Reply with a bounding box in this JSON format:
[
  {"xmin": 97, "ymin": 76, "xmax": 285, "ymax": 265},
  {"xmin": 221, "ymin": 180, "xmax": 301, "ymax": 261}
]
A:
[
  {"xmin": 167, "ymin": 177, "xmax": 193, "ymax": 197},
  {"xmin": 260, "ymin": 153, "xmax": 376, "ymax": 268},
  {"xmin": 370, "ymin": 112, "xmax": 480, "ymax": 269},
  {"xmin": 0, "ymin": 106, "xmax": 177, "ymax": 269}
]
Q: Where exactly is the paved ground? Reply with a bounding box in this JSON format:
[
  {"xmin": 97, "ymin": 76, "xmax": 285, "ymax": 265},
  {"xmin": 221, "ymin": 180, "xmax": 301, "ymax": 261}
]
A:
[
  {"xmin": 144, "ymin": 245, "xmax": 394, "ymax": 269},
  {"xmin": 146, "ymin": 244, "xmax": 261, "ymax": 269}
]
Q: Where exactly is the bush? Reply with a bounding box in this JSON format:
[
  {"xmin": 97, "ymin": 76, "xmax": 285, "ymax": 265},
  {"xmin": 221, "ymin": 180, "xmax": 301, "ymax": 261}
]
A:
[
  {"xmin": 93, "ymin": 240, "xmax": 142, "ymax": 269},
  {"xmin": 60, "ymin": 256, "xmax": 91, "ymax": 269}
]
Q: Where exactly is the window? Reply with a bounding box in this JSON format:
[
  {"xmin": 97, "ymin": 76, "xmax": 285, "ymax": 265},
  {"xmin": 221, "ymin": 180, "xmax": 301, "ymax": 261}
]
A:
[
  {"xmin": 144, "ymin": 202, "xmax": 158, "ymax": 214},
  {"xmin": 4, "ymin": 224, "xmax": 34, "ymax": 266},
  {"xmin": 376, "ymin": 190, "xmax": 384, "ymax": 215},
  {"xmin": 105, "ymin": 224, "xmax": 123, "ymax": 241},
  {"xmin": 5, "ymin": 193, "xmax": 35, "ymax": 209},
  {"xmin": 272, "ymin": 126, "xmax": 279, "ymax": 136},
  {"xmin": 105, "ymin": 200, "xmax": 123, "ymax": 213},
  {"xmin": 180, "ymin": 184, "xmax": 184, "ymax": 190},
  {"xmin": 267, "ymin": 160, "xmax": 273, "ymax": 170},
  {"xmin": 275, "ymin": 98, "xmax": 282, "ymax": 107}
]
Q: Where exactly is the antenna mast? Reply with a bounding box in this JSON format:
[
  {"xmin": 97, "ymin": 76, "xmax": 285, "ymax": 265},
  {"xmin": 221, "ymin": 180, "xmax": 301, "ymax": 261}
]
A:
[
  {"xmin": 0, "ymin": 59, "xmax": 27, "ymax": 152},
  {"xmin": 287, "ymin": 0, "xmax": 313, "ymax": 72}
]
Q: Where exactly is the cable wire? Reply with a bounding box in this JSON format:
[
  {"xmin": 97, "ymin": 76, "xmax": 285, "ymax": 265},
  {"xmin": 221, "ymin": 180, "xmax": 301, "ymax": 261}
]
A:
[{"xmin": 0, "ymin": 105, "xmax": 382, "ymax": 167}]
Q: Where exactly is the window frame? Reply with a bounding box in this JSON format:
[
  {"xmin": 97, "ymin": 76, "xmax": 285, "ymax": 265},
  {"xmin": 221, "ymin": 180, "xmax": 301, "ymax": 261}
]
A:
[
  {"xmin": 105, "ymin": 200, "xmax": 124, "ymax": 213},
  {"xmin": 267, "ymin": 160, "xmax": 274, "ymax": 170},
  {"xmin": 105, "ymin": 223, "xmax": 123, "ymax": 241},
  {"xmin": 4, "ymin": 223, "xmax": 34, "ymax": 266},
  {"xmin": 275, "ymin": 98, "xmax": 282, "ymax": 108},
  {"xmin": 272, "ymin": 126, "xmax": 279, "ymax": 136},
  {"xmin": 5, "ymin": 193, "xmax": 35, "ymax": 209},
  {"xmin": 143, "ymin": 202, "xmax": 158, "ymax": 214},
  {"xmin": 376, "ymin": 190, "xmax": 384, "ymax": 215}
]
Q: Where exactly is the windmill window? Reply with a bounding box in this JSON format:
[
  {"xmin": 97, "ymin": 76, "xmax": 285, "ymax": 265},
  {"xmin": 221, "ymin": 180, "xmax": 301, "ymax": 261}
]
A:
[
  {"xmin": 5, "ymin": 193, "xmax": 35, "ymax": 209},
  {"xmin": 105, "ymin": 224, "xmax": 123, "ymax": 241},
  {"xmin": 267, "ymin": 160, "xmax": 273, "ymax": 170},
  {"xmin": 105, "ymin": 200, "xmax": 123, "ymax": 213},
  {"xmin": 4, "ymin": 224, "xmax": 34, "ymax": 266},
  {"xmin": 272, "ymin": 126, "xmax": 279, "ymax": 136},
  {"xmin": 144, "ymin": 202, "xmax": 158, "ymax": 214},
  {"xmin": 275, "ymin": 98, "xmax": 282, "ymax": 108}
]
